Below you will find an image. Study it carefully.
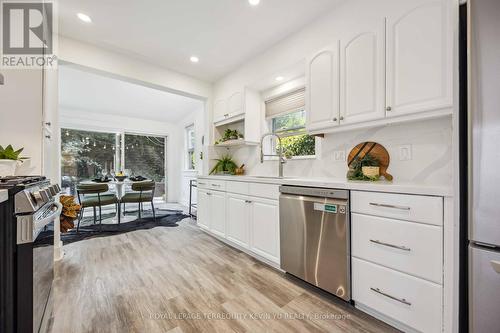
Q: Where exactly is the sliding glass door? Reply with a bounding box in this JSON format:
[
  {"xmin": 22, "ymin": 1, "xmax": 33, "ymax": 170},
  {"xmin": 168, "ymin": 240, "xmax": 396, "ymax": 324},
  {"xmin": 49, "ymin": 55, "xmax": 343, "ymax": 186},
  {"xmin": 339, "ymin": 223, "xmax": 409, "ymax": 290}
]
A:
[
  {"xmin": 61, "ymin": 128, "xmax": 120, "ymax": 195},
  {"xmin": 61, "ymin": 128, "xmax": 167, "ymax": 200},
  {"xmin": 123, "ymin": 133, "xmax": 166, "ymax": 200}
]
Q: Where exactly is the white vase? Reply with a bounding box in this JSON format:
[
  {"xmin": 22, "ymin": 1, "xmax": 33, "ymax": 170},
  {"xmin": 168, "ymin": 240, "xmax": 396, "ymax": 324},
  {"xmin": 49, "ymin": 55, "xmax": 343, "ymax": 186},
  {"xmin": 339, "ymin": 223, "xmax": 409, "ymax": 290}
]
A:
[{"xmin": 0, "ymin": 159, "xmax": 19, "ymax": 177}]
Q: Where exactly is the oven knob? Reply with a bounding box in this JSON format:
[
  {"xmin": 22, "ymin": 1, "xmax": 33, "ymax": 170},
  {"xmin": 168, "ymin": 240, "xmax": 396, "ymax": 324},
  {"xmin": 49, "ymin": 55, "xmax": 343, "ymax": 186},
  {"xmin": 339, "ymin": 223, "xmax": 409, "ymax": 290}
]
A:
[{"xmin": 40, "ymin": 189, "xmax": 52, "ymax": 202}]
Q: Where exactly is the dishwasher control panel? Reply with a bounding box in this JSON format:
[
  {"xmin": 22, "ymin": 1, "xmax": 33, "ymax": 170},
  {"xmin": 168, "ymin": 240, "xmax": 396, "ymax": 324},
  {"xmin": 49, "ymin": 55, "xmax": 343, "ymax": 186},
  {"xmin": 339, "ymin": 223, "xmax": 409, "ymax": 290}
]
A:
[{"xmin": 279, "ymin": 185, "xmax": 349, "ymax": 200}]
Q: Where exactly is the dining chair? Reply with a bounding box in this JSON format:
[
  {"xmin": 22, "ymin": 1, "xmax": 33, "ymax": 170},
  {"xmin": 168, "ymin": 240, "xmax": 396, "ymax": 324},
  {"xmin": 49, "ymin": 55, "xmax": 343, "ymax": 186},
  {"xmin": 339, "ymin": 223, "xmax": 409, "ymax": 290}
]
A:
[
  {"xmin": 120, "ymin": 181, "xmax": 156, "ymax": 222},
  {"xmin": 76, "ymin": 183, "xmax": 120, "ymax": 232}
]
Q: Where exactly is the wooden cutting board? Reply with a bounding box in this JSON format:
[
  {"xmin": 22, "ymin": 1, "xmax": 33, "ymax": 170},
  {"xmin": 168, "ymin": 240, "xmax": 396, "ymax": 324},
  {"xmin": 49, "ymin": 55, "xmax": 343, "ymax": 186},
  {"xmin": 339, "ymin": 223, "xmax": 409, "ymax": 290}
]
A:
[{"xmin": 347, "ymin": 142, "xmax": 393, "ymax": 181}]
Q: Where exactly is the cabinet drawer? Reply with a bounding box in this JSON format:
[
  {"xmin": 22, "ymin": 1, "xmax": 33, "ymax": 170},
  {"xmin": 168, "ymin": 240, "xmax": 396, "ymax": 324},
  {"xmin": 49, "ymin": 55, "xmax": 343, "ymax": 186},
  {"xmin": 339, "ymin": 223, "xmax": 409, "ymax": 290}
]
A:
[
  {"xmin": 249, "ymin": 183, "xmax": 279, "ymax": 200},
  {"xmin": 198, "ymin": 179, "xmax": 226, "ymax": 191},
  {"xmin": 353, "ymin": 258, "xmax": 442, "ymax": 333},
  {"xmin": 352, "ymin": 213, "xmax": 442, "ymax": 284},
  {"xmin": 351, "ymin": 191, "xmax": 443, "ymax": 225},
  {"xmin": 226, "ymin": 181, "xmax": 249, "ymax": 195}
]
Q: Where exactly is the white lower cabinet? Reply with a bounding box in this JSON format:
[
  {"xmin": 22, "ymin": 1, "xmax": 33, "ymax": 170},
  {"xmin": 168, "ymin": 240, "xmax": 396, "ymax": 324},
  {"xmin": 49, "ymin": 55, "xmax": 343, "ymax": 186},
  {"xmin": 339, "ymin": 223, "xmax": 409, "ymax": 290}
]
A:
[
  {"xmin": 226, "ymin": 194, "xmax": 250, "ymax": 248},
  {"xmin": 197, "ymin": 189, "xmax": 210, "ymax": 230},
  {"xmin": 353, "ymin": 258, "xmax": 442, "ymax": 333},
  {"xmin": 249, "ymin": 198, "xmax": 280, "ymax": 264},
  {"xmin": 198, "ymin": 180, "xmax": 280, "ymax": 266},
  {"xmin": 209, "ymin": 191, "xmax": 226, "ymax": 238}
]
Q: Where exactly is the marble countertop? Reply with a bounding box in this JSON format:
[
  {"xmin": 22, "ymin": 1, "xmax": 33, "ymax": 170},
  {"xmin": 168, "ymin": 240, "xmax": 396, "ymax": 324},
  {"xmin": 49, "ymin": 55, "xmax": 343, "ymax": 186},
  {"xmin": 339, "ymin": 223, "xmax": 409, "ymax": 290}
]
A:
[
  {"xmin": 0, "ymin": 190, "xmax": 8, "ymax": 204},
  {"xmin": 198, "ymin": 175, "xmax": 453, "ymax": 197}
]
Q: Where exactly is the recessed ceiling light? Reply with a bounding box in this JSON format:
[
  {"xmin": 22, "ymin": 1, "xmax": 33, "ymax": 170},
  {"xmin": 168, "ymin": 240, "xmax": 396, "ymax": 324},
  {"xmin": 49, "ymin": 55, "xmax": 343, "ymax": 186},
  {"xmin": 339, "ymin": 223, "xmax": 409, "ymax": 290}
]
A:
[
  {"xmin": 275, "ymin": 76, "xmax": 284, "ymax": 82},
  {"xmin": 190, "ymin": 56, "xmax": 199, "ymax": 63},
  {"xmin": 77, "ymin": 13, "xmax": 92, "ymax": 23},
  {"xmin": 249, "ymin": 0, "xmax": 260, "ymax": 6}
]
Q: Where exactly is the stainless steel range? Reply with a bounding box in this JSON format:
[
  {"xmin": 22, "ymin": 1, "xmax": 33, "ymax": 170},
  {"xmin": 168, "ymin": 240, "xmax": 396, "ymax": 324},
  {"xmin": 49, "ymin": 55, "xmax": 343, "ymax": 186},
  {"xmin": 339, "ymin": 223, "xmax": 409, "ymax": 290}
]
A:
[{"xmin": 0, "ymin": 176, "xmax": 61, "ymax": 333}]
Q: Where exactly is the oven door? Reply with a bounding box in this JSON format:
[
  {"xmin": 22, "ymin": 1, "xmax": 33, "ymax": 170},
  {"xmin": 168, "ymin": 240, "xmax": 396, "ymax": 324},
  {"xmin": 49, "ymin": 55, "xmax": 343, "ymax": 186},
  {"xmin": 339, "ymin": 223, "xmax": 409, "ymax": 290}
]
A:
[{"xmin": 17, "ymin": 202, "xmax": 60, "ymax": 333}]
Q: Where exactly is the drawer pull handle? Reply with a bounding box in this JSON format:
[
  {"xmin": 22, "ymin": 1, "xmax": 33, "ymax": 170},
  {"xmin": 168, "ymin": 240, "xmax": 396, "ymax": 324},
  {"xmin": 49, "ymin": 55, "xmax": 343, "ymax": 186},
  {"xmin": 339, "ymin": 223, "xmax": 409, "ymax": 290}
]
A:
[
  {"xmin": 370, "ymin": 287, "xmax": 411, "ymax": 306},
  {"xmin": 199, "ymin": 182, "xmax": 207, "ymax": 185},
  {"xmin": 370, "ymin": 239, "xmax": 411, "ymax": 251},
  {"xmin": 211, "ymin": 184, "xmax": 221, "ymax": 187},
  {"xmin": 369, "ymin": 202, "xmax": 411, "ymax": 211},
  {"xmin": 206, "ymin": 192, "xmax": 212, "ymax": 196},
  {"xmin": 245, "ymin": 200, "xmax": 252, "ymax": 204}
]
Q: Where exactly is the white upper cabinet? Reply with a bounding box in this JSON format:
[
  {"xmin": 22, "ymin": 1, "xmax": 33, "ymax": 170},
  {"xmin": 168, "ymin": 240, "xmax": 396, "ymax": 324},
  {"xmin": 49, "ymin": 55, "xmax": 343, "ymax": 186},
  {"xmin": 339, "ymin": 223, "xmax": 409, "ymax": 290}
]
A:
[
  {"xmin": 306, "ymin": 42, "xmax": 340, "ymax": 131},
  {"xmin": 228, "ymin": 91, "xmax": 243, "ymax": 118},
  {"xmin": 213, "ymin": 99, "xmax": 227, "ymax": 123},
  {"xmin": 386, "ymin": 0, "xmax": 452, "ymax": 117},
  {"xmin": 340, "ymin": 20, "xmax": 386, "ymax": 124}
]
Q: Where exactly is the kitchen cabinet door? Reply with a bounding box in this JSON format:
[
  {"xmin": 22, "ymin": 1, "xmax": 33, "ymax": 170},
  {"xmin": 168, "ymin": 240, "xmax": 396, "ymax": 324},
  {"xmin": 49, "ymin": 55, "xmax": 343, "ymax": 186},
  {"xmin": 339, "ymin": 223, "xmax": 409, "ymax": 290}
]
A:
[
  {"xmin": 250, "ymin": 198, "xmax": 280, "ymax": 264},
  {"xmin": 386, "ymin": 0, "xmax": 452, "ymax": 116},
  {"xmin": 226, "ymin": 194, "xmax": 250, "ymax": 249},
  {"xmin": 306, "ymin": 42, "xmax": 340, "ymax": 131},
  {"xmin": 209, "ymin": 190, "xmax": 226, "ymax": 238},
  {"xmin": 213, "ymin": 99, "xmax": 227, "ymax": 123},
  {"xmin": 228, "ymin": 91, "xmax": 244, "ymax": 118},
  {"xmin": 197, "ymin": 189, "xmax": 210, "ymax": 230},
  {"xmin": 340, "ymin": 20, "xmax": 385, "ymax": 124}
]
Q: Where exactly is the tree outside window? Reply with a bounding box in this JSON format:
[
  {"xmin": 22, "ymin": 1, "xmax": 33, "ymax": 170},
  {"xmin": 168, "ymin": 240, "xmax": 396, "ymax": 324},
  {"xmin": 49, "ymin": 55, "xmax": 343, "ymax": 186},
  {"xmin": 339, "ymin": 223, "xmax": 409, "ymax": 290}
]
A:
[{"xmin": 271, "ymin": 109, "xmax": 316, "ymax": 157}]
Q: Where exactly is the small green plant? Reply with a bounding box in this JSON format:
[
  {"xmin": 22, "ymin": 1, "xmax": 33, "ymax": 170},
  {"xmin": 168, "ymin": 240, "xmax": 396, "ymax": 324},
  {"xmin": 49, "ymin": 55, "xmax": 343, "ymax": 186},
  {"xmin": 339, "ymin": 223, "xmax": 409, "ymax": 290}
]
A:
[
  {"xmin": 209, "ymin": 155, "xmax": 238, "ymax": 175},
  {"xmin": 347, "ymin": 153, "xmax": 380, "ymax": 181},
  {"xmin": 0, "ymin": 145, "xmax": 28, "ymax": 162},
  {"xmin": 214, "ymin": 129, "xmax": 244, "ymax": 145}
]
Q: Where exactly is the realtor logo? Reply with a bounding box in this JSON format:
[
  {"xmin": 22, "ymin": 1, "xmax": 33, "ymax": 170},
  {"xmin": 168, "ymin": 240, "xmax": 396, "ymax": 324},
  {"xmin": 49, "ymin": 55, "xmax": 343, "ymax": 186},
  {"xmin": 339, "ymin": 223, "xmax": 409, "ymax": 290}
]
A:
[{"xmin": 2, "ymin": 2, "xmax": 52, "ymax": 54}]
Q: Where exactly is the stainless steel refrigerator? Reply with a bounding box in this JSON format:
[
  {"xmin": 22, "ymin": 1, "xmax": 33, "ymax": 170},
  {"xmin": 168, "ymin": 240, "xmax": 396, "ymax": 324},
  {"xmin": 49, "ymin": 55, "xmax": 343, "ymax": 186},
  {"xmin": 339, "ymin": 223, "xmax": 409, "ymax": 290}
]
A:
[{"xmin": 468, "ymin": 0, "xmax": 500, "ymax": 332}]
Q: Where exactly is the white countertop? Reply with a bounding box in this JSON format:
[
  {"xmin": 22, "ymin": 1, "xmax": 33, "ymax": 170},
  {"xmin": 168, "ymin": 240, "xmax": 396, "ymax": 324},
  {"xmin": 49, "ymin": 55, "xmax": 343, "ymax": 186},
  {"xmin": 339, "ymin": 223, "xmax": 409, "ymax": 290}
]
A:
[
  {"xmin": 198, "ymin": 175, "xmax": 453, "ymax": 197},
  {"xmin": 0, "ymin": 190, "xmax": 8, "ymax": 204}
]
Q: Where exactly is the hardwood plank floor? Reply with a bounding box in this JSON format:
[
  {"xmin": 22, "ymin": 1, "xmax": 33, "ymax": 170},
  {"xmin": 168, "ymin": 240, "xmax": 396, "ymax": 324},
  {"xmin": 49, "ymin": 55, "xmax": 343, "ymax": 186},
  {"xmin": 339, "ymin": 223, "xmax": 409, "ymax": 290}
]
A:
[{"xmin": 49, "ymin": 217, "xmax": 399, "ymax": 333}]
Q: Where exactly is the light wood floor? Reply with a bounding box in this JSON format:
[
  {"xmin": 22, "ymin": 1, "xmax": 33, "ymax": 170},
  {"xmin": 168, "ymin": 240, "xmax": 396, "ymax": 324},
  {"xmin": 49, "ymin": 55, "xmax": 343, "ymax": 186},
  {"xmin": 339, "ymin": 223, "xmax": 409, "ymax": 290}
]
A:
[{"xmin": 49, "ymin": 217, "xmax": 399, "ymax": 333}]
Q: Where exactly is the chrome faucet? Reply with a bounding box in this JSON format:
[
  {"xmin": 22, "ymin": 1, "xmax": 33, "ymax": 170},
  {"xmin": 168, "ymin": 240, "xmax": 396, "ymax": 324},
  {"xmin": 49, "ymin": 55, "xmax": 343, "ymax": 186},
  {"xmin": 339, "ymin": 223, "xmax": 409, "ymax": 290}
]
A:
[{"xmin": 260, "ymin": 133, "xmax": 286, "ymax": 178}]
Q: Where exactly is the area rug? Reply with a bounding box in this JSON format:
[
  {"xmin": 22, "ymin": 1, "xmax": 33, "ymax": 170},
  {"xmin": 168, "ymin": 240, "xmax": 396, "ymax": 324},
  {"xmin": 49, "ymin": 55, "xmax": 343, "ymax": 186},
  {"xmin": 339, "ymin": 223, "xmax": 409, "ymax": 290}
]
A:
[{"xmin": 60, "ymin": 209, "xmax": 189, "ymax": 245}]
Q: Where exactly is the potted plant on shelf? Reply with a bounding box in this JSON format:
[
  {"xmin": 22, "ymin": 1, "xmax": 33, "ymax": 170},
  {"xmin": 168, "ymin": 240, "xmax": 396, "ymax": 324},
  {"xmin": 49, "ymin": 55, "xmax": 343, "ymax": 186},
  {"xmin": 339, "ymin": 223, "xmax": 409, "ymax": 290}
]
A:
[
  {"xmin": 209, "ymin": 155, "xmax": 238, "ymax": 175},
  {"xmin": 0, "ymin": 145, "xmax": 28, "ymax": 177},
  {"xmin": 214, "ymin": 129, "xmax": 244, "ymax": 145}
]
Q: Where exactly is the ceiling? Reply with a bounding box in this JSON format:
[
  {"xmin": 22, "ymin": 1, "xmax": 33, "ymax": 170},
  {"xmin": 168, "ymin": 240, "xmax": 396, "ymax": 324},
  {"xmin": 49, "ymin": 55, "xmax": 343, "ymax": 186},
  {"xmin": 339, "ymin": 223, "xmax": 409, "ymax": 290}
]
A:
[
  {"xmin": 58, "ymin": 0, "xmax": 342, "ymax": 82},
  {"xmin": 59, "ymin": 65, "xmax": 204, "ymax": 122}
]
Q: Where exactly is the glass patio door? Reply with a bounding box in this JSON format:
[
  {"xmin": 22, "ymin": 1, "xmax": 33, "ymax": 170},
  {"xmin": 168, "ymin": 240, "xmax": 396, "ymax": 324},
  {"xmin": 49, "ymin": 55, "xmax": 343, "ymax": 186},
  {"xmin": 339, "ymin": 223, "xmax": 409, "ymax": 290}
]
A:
[
  {"xmin": 61, "ymin": 128, "xmax": 120, "ymax": 195},
  {"xmin": 123, "ymin": 133, "xmax": 167, "ymax": 200}
]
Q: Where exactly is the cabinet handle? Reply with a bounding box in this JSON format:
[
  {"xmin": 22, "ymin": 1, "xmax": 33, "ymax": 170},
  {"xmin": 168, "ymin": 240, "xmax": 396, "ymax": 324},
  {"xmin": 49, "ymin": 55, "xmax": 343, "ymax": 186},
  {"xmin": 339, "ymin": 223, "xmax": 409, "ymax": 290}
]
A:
[
  {"xmin": 245, "ymin": 200, "xmax": 252, "ymax": 204},
  {"xmin": 370, "ymin": 287, "xmax": 411, "ymax": 306},
  {"xmin": 333, "ymin": 117, "xmax": 338, "ymax": 122},
  {"xmin": 370, "ymin": 239, "xmax": 411, "ymax": 251},
  {"xmin": 45, "ymin": 135, "xmax": 51, "ymax": 139},
  {"xmin": 339, "ymin": 116, "xmax": 344, "ymax": 121},
  {"xmin": 369, "ymin": 202, "xmax": 411, "ymax": 211},
  {"xmin": 206, "ymin": 192, "xmax": 212, "ymax": 196},
  {"xmin": 44, "ymin": 122, "xmax": 51, "ymax": 126},
  {"xmin": 198, "ymin": 182, "xmax": 206, "ymax": 185},
  {"xmin": 211, "ymin": 184, "xmax": 220, "ymax": 187},
  {"xmin": 386, "ymin": 106, "xmax": 392, "ymax": 111}
]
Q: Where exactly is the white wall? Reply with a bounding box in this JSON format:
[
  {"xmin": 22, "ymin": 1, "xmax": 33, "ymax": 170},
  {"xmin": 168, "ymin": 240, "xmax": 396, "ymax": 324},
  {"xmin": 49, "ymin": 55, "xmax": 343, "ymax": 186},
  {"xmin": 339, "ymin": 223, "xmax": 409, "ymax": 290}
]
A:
[
  {"xmin": 60, "ymin": 108, "xmax": 183, "ymax": 202},
  {"xmin": 227, "ymin": 117, "xmax": 452, "ymax": 185},
  {"xmin": 0, "ymin": 69, "xmax": 43, "ymax": 175}
]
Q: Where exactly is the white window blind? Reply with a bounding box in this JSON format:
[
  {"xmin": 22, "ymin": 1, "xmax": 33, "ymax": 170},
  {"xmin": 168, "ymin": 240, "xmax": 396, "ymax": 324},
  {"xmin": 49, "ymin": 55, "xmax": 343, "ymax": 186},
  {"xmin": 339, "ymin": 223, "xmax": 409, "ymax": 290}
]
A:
[{"xmin": 265, "ymin": 87, "xmax": 305, "ymax": 119}]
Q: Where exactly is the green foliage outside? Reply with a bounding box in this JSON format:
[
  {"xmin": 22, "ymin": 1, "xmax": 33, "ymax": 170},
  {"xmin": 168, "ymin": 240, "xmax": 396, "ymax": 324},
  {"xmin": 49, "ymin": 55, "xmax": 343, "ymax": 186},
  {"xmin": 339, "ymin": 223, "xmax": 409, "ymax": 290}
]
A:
[{"xmin": 272, "ymin": 109, "xmax": 315, "ymax": 157}]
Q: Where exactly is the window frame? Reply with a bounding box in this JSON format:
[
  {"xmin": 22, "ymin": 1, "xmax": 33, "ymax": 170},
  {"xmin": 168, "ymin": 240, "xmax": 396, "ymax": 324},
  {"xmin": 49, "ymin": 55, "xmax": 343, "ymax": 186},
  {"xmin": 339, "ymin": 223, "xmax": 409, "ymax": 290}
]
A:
[
  {"xmin": 185, "ymin": 124, "xmax": 196, "ymax": 170},
  {"xmin": 267, "ymin": 108, "xmax": 319, "ymax": 160}
]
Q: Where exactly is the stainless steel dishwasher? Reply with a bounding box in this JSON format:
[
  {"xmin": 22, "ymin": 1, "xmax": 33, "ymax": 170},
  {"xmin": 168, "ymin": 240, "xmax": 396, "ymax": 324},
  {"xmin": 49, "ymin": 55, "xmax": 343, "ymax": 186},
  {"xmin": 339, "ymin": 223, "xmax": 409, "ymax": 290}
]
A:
[{"xmin": 279, "ymin": 186, "xmax": 350, "ymax": 301}]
